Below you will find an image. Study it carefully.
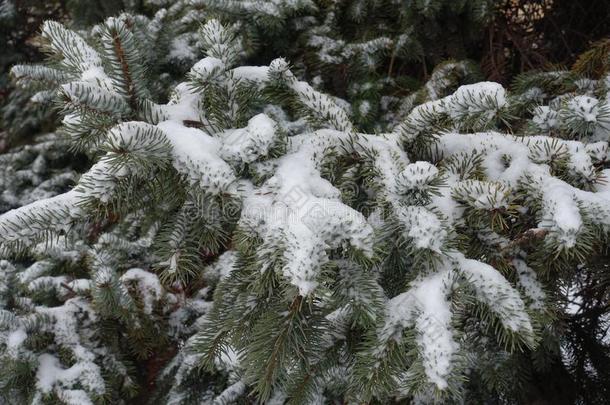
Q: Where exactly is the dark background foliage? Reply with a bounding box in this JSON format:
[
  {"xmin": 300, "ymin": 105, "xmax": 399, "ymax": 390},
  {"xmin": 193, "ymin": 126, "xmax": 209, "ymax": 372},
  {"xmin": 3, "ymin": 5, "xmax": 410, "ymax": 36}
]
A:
[{"xmin": 2, "ymin": 0, "xmax": 609, "ymax": 145}]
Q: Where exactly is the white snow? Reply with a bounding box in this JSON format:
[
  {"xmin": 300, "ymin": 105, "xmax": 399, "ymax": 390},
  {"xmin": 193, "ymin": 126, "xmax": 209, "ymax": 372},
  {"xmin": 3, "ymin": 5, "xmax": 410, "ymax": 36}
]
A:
[
  {"xmin": 36, "ymin": 354, "xmax": 104, "ymax": 399},
  {"xmin": 269, "ymin": 58, "xmax": 354, "ymax": 132},
  {"xmin": 382, "ymin": 269, "xmax": 457, "ymax": 390},
  {"xmin": 567, "ymin": 95, "xmax": 600, "ymax": 123},
  {"xmin": 445, "ymin": 82, "xmax": 507, "ymax": 120},
  {"xmin": 232, "ymin": 66, "xmax": 270, "ymax": 87},
  {"xmin": 395, "ymin": 161, "xmax": 439, "ymax": 192},
  {"xmin": 219, "ymin": 113, "xmax": 277, "ymax": 164},
  {"xmin": 454, "ymin": 253, "xmax": 533, "ymax": 335},
  {"xmin": 190, "ymin": 56, "xmax": 225, "ymax": 81},
  {"xmin": 0, "ymin": 190, "xmax": 82, "ymax": 244},
  {"xmin": 157, "ymin": 120, "xmax": 237, "ymax": 193},
  {"xmin": 513, "ymin": 259, "xmax": 545, "ymax": 309},
  {"xmin": 532, "ymin": 106, "xmax": 559, "ymax": 131},
  {"xmin": 395, "ymin": 206, "xmax": 446, "ymax": 252},
  {"xmin": 120, "ymin": 268, "xmax": 163, "ymax": 314}
]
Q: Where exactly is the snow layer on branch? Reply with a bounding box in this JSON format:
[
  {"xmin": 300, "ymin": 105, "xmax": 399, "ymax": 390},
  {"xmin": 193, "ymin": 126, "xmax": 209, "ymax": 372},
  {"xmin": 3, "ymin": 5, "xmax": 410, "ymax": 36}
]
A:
[
  {"xmin": 355, "ymin": 131, "xmax": 411, "ymax": 198},
  {"xmin": 190, "ymin": 56, "xmax": 225, "ymax": 81},
  {"xmin": 120, "ymin": 268, "xmax": 163, "ymax": 314},
  {"xmin": 61, "ymin": 81, "xmax": 129, "ymax": 114},
  {"xmin": 195, "ymin": 0, "xmax": 314, "ymax": 18},
  {"xmin": 398, "ymin": 81, "xmax": 507, "ymax": 139},
  {"xmin": 382, "ymin": 269, "xmax": 457, "ymax": 390},
  {"xmin": 307, "ymin": 32, "xmax": 392, "ymax": 67},
  {"xmin": 239, "ymin": 130, "xmax": 374, "ymax": 295},
  {"xmin": 395, "ymin": 206, "xmax": 446, "ymax": 252},
  {"xmin": 74, "ymin": 158, "xmax": 127, "ymax": 202},
  {"xmin": 380, "ymin": 252, "xmax": 535, "ymax": 390},
  {"xmin": 424, "ymin": 61, "xmax": 473, "ymax": 101},
  {"xmin": 232, "ymin": 66, "xmax": 270, "ymax": 87},
  {"xmin": 199, "ymin": 18, "xmax": 242, "ymax": 67},
  {"xmin": 434, "ymin": 132, "xmax": 528, "ymax": 184},
  {"xmin": 30, "ymin": 298, "xmax": 105, "ymax": 402},
  {"xmin": 513, "ymin": 259, "xmax": 545, "ymax": 309},
  {"xmin": 395, "ymin": 161, "xmax": 438, "ymax": 192},
  {"xmin": 41, "ymin": 21, "xmax": 111, "ymax": 89},
  {"xmin": 213, "ymin": 379, "xmax": 247, "ymax": 405},
  {"xmin": 157, "ymin": 120, "xmax": 237, "ymax": 193},
  {"xmin": 444, "ymin": 82, "xmax": 507, "ymax": 119},
  {"xmin": 397, "ymin": 98, "xmax": 444, "ymax": 139},
  {"xmin": 269, "ymin": 58, "xmax": 354, "ymax": 132},
  {"xmin": 36, "ymin": 354, "xmax": 103, "ymax": 404},
  {"xmin": 10, "ymin": 64, "xmax": 70, "ymax": 85},
  {"xmin": 453, "ymin": 253, "xmax": 533, "ymax": 336},
  {"xmin": 194, "ymin": 60, "xmax": 271, "ymax": 88},
  {"xmin": 204, "ymin": 250, "xmax": 238, "ymax": 282},
  {"xmin": 531, "ymin": 169, "xmax": 582, "ymax": 247},
  {"xmin": 433, "ymin": 131, "xmax": 610, "ymax": 244},
  {"xmin": 0, "ymin": 190, "xmax": 82, "ymax": 244},
  {"xmin": 105, "ymin": 121, "xmax": 172, "ymax": 161},
  {"xmin": 41, "ymin": 21, "xmax": 102, "ymax": 70},
  {"xmin": 452, "ymin": 180, "xmax": 512, "ymax": 210},
  {"xmin": 219, "ymin": 113, "xmax": 277, "ymax": 163},
  {"xmin": 18, "ymin": 261, "xmax": 54, "ymax": 284},
  {"xmin": 28, "ymin": 275, "xmax": 69, "ymax": 295}
]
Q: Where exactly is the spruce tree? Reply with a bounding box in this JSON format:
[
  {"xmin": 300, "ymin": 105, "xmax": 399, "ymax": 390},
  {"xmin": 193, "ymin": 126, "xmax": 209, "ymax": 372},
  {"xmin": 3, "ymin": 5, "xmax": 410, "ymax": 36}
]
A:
[{"xmin": 0, "ymin": 4, "xmax": 609, "ymax": 405}]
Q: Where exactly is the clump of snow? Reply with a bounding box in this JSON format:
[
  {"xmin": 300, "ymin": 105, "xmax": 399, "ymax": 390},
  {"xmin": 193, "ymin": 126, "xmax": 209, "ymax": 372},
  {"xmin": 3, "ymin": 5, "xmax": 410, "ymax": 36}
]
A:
[
  {"xmin": 6, "ymin": 329, "xmax": 27, "ymax": 355},
  {"xmin": 513, "ymin": 259, "xmax": 545, "ymax": 309},
  {"xmin": 189, "ymin": 56, "xmax": 225, "ymax": 81},
  {"xmin": 0, "ymin": 190, "xmax": 82, "ymax": 244},
  {"xmin": 239, "ymin": 129, "xmax": 375, "ymax": 295},
  {"xmin": 120, "ymin": 268, "xmax": 163, "ymax": 314},
  {"xmin": 157, "ymin": 120, "xmax": 237, "ymax": 193},
  {"xmin": 219, "ymin": 114, "xmax": 278, "ymax": 164},
  {"xmin": 395, "ymin": 206, "xmax": 446, "ymax": 253},
  {"xmin": 532, "ymin": 106, "xmax": 559, "ymax": 131},
  {"xmin": 359, "ymin": 100, "xmax": 371, "ymax": 116},
  {"xmin": 204, "ymin": 251, "xmax": 238, "ymax": 282},
  {"xmin": 395, "ymin": 161, "xmax": 439, "ymax": 192},
  {"xmin": 445, "ymin": 82, "xmax": 507, "ymax": 121},
  {"xmin": 169, "ymin": 34, "xmax": 198, "ymax": 62},
  {"xmin": 161, "ymin": 82, "xmax": 204, "ymax": 122},
  {"xmin": 566, "ymin": 96, "xmax": 600, "ymax": 123},
  {"xmin": 35, "ymin": 354, "xmax": 104, "ymax": 401},
  {"xmin": 381, "ymin": 269, "xmax": 457, "ymax": 390},
  {"xmin": 231, "ymin": 66, "xmax": 270, "ymax": 88},
  {"xmin": 454, "ymin": 253, "xmax": 534, "ymax": 336}
]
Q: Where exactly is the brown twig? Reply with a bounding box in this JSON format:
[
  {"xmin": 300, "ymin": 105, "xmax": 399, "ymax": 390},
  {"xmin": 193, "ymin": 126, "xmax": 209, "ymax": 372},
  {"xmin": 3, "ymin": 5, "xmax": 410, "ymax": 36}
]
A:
[{"xmin": 502, "ymin": 228, "xmax": 549, "ymax": 254}]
